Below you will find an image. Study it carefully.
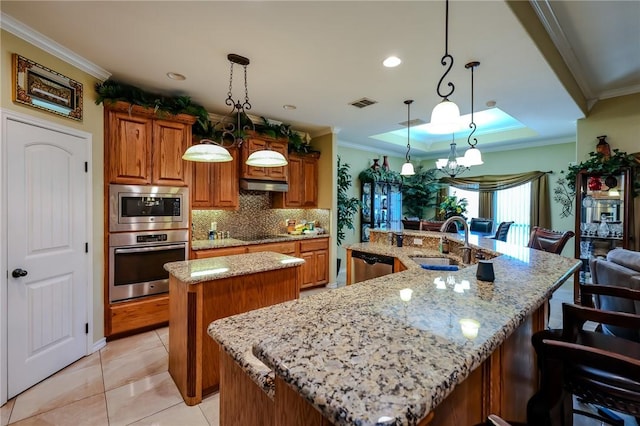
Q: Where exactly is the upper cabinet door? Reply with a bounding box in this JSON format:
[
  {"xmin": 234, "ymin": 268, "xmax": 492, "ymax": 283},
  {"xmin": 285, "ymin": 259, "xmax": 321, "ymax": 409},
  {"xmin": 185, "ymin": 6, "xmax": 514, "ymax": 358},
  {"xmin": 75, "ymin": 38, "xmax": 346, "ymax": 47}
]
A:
[
  {"xmin": 302, "ymin": 156, "xmax": 318, "ymax": 207},
  {"xmin": 108, "ymin": 111, "xmax": 152, "ymax": 185},
  {"xmin": 192, "ymin": 147, "xmax": 239, "ymax": 209},
  {"xmin": 241, "ymin": 136, "xmax": 289, "ymax": 181},
  {"xmin": 152, "ymin": 119, "xmax": 191, "ymax": 186},
  {"xmin": 105, "ymin": 102, "xmax": 195, "ymax": 186}
]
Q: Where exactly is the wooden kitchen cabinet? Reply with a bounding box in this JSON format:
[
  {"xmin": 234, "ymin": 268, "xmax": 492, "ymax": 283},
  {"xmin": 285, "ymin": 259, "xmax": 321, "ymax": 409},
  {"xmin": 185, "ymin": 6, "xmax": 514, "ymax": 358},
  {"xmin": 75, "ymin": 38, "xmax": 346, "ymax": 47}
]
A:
[
  {"xmin": 246, "ymin": 241, "xmax": 296, "ymax": 255},
  {"xmin": 105, "ymin": 101, "xmax": 195, "ymax": 186},
  {"xmin": 299, "ymin": 238, "xmax": 329, "ymax": 288},
  {"xmin": 191, "ymin": 246, "xmax": 247, "ymax": 259},
  {"xmin": 107, "ymin": 294, "xmax": 169, "ymax": 337},
  {"xmin": 272, "ymin": 152, "xmax": 320, "ymax": 208},
  {"xmin": 240, "ymin": 135, "xmax": 288, "ymax": 181},
  {"xmin": 192, "ymin": 146, "xmax": 239, "ymax": 209}
]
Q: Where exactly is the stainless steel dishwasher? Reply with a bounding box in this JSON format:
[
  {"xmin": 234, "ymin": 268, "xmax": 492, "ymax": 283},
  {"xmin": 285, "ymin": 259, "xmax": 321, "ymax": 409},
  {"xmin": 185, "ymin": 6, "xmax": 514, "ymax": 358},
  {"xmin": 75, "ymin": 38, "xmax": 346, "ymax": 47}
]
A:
[{"xmin": 351, "ymin": 250, "xmax": 394, "ymax": 284}]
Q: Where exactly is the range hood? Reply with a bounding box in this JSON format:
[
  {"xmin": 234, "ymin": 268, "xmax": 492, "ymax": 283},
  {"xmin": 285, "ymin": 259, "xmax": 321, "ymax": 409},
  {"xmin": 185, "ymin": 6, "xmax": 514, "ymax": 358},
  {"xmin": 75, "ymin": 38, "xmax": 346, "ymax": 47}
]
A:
[{"xmin": 240, "ymin": 179, "xmax": 288, "ymax": 192}]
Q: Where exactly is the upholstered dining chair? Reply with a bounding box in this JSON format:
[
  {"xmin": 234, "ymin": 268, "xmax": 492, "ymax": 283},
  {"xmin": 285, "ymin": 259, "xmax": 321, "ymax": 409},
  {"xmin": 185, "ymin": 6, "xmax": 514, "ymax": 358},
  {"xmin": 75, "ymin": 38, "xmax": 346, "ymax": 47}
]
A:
[
  {"xmin": 527, "ymin": 226, "xmax": 575, "ymax": 255},
  {"xmin": 528, "ymin": 284, "xmax": 640, "ymax": 425},
  {"xmin": 469, "ymin": 217, "xmax": 494, "ymax": 235},
  {"xmin": 491, "ymin": 221, "xmax": 514, "ymax": 242}
]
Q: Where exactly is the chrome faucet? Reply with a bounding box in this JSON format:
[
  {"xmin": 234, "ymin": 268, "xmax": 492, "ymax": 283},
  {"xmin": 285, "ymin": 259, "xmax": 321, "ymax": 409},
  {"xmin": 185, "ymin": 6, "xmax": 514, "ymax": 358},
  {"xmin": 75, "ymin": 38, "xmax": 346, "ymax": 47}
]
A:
[{"xmin": 440, "ymin": 217, "xmax": 472, "ymax": 265}]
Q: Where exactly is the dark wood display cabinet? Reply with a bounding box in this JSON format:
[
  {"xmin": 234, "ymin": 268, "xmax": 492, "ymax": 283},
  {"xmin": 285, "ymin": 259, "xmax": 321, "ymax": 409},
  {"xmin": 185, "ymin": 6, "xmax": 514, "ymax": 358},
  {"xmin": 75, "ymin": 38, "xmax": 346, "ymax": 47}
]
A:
[{"xmin": 574, "ymin": 168, "xmax": 633, "ymax": 303}]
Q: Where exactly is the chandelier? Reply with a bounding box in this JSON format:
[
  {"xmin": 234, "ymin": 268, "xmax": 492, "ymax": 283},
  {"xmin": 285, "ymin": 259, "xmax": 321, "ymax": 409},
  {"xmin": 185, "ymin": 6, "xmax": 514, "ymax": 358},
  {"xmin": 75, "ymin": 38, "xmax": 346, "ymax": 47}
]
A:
[
  {"xmin": 400, "ymin": 99, "xmax": 415, "ymax": 176},
  {"xmin": 430, "ymin": 0, "xmax": 461, "ymax": 135},
  {"xmin": 462, "ymin": 61, "xmax": 483, "ymax": 166},
  {"xmin": 183, "ymin": 54, "xmax": 287, "ymax": 167},
  {"xmin": 435, "ymin": 134, "xmax": 468, "ymax": 178}
]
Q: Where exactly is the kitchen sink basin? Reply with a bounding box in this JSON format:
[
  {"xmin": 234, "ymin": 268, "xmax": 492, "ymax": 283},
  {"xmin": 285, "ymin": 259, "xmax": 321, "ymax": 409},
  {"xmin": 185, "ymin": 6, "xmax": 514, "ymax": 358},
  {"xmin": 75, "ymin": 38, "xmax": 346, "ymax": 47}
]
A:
[{"xmin": 409, "ymin": 256, "xmax": 456, "ymax": 266}]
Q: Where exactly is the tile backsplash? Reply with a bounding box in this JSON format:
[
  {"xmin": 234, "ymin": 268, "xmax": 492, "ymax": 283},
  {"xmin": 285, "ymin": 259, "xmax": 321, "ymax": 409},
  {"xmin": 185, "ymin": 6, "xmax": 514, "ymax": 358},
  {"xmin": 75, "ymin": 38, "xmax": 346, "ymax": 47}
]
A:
[{"xmin": 192, "ymin": 190, "xmax": 331, "ymax": 240}]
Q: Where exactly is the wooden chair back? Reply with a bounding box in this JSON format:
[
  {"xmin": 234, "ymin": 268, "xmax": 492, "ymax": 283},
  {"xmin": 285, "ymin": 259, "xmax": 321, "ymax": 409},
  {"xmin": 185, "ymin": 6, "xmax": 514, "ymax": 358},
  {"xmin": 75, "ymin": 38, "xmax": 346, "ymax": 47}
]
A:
[{"xmin": 527, "ymin": 226, "xmax": 575, "ymax": 254}]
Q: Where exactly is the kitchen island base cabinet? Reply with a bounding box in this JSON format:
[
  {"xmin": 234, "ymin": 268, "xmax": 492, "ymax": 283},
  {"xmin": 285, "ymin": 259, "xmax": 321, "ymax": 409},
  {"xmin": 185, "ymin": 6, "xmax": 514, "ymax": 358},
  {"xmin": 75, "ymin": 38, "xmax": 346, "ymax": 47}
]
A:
[
  {"xmin": 226, "ymin": 302, "xmax": 546, "ymax": 425},
  {"xmin": 169, "ymin": 266, "xmax": 301, "ymax": 406},
  {"xmin": 220, "ymin": 350, "xmax": 274, "ymax": 426}
]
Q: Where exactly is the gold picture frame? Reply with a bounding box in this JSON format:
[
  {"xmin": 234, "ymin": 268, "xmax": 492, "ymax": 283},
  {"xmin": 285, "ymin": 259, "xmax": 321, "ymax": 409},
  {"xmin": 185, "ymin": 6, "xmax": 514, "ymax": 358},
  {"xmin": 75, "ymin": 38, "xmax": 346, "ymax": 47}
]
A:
[{"xmin": 12, "ymin": 54, "xmax": 83, "ymax": 121}]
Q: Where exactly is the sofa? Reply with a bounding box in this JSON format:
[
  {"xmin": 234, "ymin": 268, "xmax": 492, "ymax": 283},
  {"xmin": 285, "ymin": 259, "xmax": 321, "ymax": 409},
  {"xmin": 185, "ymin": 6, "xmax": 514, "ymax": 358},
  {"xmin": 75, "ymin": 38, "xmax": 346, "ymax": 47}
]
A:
[{"xmin": 589, "ymin": 248, "xmax": 640, "ymax": 341}]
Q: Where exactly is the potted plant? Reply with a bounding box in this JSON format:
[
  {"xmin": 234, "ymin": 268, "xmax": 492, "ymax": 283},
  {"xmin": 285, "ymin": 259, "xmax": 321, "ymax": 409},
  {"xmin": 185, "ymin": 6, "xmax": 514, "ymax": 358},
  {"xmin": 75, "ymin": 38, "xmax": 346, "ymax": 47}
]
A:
[
  {"xmin": 337, "ymin": 156, "xmax": 360, "ymax": 272},
  {"xmin": 401, "ymin": 166, "xmax": 440, "ymax": 219},
  {"xmin": 439, "ymin": 194, "xmax": 468, "ymax": 220}
]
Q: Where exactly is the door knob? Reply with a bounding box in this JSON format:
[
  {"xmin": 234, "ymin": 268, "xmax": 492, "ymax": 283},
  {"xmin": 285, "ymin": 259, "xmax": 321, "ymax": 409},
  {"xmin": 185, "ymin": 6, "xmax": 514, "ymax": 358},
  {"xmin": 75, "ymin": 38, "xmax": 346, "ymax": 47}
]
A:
[{"xmin": 12, "ymin": 268, "xmax": 28, "ymax": 278}]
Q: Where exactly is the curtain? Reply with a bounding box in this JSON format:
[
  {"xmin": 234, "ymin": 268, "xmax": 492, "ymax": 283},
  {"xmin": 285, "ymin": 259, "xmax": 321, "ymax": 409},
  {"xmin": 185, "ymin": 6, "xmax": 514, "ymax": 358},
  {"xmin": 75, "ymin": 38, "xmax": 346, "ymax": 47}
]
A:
[
  {"xmin": 531, "ymin": 173, "xmax": 551, "ymax": 228},
  {"xmin": 479, "ymin": 191, "xmax": 494, "ymax": 219},
  {"xmin": 442, "ymin": 170, "xmax": 551, "ymax": 226},
  {"xmin": 441, "ymin": 171, "xmax": 548, "ymax": 191}
]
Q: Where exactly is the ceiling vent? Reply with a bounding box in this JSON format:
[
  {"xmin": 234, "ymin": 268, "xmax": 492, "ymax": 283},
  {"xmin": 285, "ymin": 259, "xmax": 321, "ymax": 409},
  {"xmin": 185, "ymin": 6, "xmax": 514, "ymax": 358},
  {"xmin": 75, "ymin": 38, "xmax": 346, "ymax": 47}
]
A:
[
  {"xmin": 349, "ymin": 98, "xmax": 378, "ymax": 108},
  {"xmin": 399, "ymin": 118, "xmax": 426, "ymax": 127}
]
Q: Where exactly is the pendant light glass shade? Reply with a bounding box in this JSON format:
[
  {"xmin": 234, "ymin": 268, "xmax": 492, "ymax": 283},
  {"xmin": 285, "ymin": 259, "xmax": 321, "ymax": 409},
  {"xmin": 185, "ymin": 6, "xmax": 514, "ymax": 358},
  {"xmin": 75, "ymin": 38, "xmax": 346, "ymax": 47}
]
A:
[
  {"xmin": 246, "ymin": 150, "xmax": 288, "ymax": 167},
  {"xmin": 463, "ymin": 146, "xmax": 483, "ymax": 166},
  {"xmin": 182, "ymin": 142, "xmax": 233, "ymax": 162},
  {"xmin": 430, "ymin": 99, "xmax": 461, "ymax": 134},
  {"xmin": 401, "ymin": 162, "xmax": 415, "ymax": 176}
]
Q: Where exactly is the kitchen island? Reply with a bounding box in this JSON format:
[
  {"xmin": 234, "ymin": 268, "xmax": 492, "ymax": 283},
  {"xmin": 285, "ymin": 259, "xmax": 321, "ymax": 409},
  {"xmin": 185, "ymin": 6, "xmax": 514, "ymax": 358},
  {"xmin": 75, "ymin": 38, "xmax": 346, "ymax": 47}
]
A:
[
  {"xmin": 164, "ymin": 251, "xmax": 304, "ymax": 405},
  {"xmin": 208, "ymin": 231, "xmax": 580, "ymax": 425}
]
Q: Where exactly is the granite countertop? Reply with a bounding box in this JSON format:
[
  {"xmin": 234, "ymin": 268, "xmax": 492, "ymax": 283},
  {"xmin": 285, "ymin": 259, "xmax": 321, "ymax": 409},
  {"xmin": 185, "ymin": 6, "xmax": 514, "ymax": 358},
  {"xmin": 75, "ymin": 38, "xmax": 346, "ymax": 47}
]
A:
[
  {"xmin": 208, "ymin": 234, "xmax": 581, "ymax": 425},
  {"xmin": 191, "ymin": 233, "xmax": 329, "ymax": 251},
  {"xmin": 164, "ymin": 251, "xmax": 305, "ymax": 284}
]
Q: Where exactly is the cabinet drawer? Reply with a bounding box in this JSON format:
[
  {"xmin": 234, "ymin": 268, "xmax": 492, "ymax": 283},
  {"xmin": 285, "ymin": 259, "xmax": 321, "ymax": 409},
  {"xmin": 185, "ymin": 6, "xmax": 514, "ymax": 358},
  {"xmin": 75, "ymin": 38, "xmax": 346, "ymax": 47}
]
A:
[
  {"xmin": 299, "ymin": 238, "xmax": 329, "ymax": 252},
  {"xmin": 191, "ymin": 246, "xmax": 247, "ymax": 259},
  {"xmin": 247, "ymin": 241, "xmax": 297, "ymax": 255},
  {"xmin": 108, "ymin": 294, "xmax": 168, "ymax": 336}
]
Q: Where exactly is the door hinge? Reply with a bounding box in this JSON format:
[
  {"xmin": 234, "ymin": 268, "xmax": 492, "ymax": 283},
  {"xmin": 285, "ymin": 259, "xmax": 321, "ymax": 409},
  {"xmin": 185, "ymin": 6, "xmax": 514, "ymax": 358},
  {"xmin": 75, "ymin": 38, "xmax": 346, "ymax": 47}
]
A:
[
  {"xmin": 85, "ymin": 323, "xmax": 89, "ymax": 334},
  {"xmin": 85, "ymin": 242, "xmax": 89, "ymax": 253},
  {"xmin": 85, "ymin": 161, "xmax": 88, "ymax": 173}
]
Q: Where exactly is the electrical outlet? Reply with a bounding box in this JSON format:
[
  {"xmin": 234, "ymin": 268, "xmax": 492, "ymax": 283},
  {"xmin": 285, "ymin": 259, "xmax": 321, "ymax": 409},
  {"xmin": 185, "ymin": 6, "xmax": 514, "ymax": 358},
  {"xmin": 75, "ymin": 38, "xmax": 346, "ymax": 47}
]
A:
[{"xmin": 413, "ymin": 238, "xmax": 423, "ymax": 245}]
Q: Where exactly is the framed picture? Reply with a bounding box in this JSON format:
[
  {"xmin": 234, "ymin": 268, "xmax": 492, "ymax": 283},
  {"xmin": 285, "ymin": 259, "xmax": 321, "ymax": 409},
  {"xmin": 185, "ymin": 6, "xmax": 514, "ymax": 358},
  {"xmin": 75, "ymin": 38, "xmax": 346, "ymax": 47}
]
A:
[{"xmin": 12, "ymin": 54, "xmax": 83, "ymax": 121}]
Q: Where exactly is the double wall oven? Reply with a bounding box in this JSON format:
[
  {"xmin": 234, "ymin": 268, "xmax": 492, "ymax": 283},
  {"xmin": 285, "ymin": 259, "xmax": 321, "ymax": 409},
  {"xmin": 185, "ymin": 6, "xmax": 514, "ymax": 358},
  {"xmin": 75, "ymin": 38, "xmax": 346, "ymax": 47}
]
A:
[{"xmin": 108, "ymin": 184, "xmax": 189, "ymax": 303}]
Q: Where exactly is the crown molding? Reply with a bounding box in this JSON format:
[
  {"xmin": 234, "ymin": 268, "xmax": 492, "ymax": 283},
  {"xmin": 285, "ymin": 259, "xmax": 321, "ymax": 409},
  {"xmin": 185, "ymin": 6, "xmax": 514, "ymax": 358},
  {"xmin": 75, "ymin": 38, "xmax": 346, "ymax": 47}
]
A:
[
  {"xmin": 530, "ymin": 1, "xmax": 594, "ymax": 102},
  {"xmin": 598, "ymin": 84, "xmax": 640, "ymax": 101},
  {"xmin": 0, "ymin": 12, "xmax": 111, "ymax": 80}
]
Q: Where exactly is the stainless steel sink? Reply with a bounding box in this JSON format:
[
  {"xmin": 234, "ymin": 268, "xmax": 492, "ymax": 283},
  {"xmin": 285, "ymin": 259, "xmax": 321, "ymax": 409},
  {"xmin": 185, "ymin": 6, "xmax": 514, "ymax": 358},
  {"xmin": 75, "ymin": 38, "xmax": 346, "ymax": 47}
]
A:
[{"xmin": 409, "ymin": 256, "xmax": 456, "ymax": 266}]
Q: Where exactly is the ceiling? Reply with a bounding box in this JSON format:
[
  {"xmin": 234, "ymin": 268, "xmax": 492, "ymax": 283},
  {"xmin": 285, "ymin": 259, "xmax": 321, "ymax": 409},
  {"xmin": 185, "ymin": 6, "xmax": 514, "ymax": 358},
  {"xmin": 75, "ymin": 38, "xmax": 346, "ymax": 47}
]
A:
[{"xmin": 2, "ymin": 1, "xmax": 639, "ymax": 159}]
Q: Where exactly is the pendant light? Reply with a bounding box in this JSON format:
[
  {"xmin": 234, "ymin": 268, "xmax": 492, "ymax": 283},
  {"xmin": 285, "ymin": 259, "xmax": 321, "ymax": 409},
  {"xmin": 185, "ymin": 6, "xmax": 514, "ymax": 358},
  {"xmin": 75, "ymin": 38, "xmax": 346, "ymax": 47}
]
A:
[
  {"xmin": 430, "ymin": 0, "xmax": 461, "ymax": 134},
  {"xmin": 435, "ymin": 134, "xmax": 468, "ymax": 177},
  {"xmin": 462, "ymin": 61, "xmax": 483, "ymax": 166},
  {"xmin": 400, "ymin": 99, "xmax": 415, "ymax": 176},
  {"xmin": 183, "ymin": 54, "xmax": 287, "ymax": 167}
]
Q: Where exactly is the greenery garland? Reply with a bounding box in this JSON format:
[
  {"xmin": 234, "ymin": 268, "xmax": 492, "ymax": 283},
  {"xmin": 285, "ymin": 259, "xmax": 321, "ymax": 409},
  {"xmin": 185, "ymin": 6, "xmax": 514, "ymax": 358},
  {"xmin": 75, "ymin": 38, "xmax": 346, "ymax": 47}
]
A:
[
  {"xmin": 553, "ymin": 148, "xmax": 640, "ymax": 218},
  {"xmin": 358, "ymin": 165, "xmax": 402, "ymax": 184},
  {"xmin": 95, "ymin": 79, "xmax": 313, "ymax": 153}
]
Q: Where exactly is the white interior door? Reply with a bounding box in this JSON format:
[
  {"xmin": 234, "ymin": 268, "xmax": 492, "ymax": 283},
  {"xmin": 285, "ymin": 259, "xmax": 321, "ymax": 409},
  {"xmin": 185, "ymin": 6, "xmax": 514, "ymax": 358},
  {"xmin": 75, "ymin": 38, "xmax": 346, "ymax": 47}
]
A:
[{"xmin": 6, "ymin": 117, "xmax": 89, "ymax": 398}]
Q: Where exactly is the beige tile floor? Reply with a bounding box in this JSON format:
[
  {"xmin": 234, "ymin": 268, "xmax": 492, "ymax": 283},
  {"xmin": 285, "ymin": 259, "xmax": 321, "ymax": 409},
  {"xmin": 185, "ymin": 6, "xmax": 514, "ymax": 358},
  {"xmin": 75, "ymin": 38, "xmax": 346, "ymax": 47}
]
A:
[{"xmin": 0, "ymin": 279, "xmax": 632, "ymax": 426}]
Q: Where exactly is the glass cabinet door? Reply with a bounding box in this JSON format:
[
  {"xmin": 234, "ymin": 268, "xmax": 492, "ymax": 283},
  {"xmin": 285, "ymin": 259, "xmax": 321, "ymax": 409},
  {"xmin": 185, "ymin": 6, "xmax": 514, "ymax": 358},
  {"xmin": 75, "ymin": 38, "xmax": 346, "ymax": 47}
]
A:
[{"xmin": 574, "ymin": 169, "xmax": 632, "ymax": 302}]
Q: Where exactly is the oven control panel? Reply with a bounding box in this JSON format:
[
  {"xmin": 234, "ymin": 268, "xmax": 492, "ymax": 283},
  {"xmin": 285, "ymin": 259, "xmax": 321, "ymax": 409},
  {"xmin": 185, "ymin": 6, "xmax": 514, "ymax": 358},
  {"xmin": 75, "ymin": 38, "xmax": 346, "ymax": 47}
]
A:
[{"xmin": 136, "ymin": 234, "xmax": 168, "ymax": 243}]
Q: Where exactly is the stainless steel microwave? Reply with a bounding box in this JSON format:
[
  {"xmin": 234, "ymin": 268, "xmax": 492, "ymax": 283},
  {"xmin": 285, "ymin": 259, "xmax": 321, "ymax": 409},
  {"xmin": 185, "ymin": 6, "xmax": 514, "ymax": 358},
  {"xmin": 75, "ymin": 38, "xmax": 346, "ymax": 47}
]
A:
[{"xmin": 109, "ymin": 184, "xmax": 189, "ymax": 232}]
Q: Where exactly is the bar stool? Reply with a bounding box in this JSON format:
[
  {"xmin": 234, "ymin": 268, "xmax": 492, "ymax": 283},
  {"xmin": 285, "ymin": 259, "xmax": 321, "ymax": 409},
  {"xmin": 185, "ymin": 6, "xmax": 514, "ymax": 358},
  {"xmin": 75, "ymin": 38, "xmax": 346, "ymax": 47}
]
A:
[{"xmin": 527, "ymin": 226, "xmax": 575, "ymax": 254}]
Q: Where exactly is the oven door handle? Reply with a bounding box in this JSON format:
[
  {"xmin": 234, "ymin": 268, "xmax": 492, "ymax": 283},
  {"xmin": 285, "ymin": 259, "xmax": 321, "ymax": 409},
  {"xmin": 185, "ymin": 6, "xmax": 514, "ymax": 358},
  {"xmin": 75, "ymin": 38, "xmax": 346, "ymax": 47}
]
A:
[{"xmin": 114, "ymin": 244, "xmax": 186, "ymax": 255}]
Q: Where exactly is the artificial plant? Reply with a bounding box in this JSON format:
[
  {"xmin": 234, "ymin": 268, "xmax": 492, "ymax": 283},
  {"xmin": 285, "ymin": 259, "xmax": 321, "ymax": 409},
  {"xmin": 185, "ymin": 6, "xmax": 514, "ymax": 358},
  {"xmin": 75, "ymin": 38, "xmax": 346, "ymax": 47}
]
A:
[
  {"xmin": 337, "ymin": 156, "xmax": 360, "ymax": 246},
  {"xmin": 401, "ymin": 166, "xmax": 440, "ymax": 219}
]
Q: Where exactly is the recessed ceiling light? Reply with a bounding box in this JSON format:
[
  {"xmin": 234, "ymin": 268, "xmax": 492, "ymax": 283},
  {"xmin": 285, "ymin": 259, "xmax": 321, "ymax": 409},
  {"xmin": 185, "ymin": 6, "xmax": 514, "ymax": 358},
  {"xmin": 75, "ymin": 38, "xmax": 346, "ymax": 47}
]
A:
[
  {"xmin": 166, "ymin": 72, "xmax": 186, "ymax": 81},
  {"xmin": 283, "ymin": 104, "xmax": 297, "ymax": 110},
  {"xmin": 383, "ymin": 56, "xmax": 402, "ymax": 68}
]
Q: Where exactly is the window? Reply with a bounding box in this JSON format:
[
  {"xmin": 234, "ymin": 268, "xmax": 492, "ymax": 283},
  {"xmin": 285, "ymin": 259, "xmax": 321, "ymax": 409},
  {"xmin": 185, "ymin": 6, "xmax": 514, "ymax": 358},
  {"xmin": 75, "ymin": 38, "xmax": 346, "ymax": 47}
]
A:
[
  {"xmin": 495, "ymin": 182, "xmax": 531, "ymax": 245},
  {"xmin": 448, "ymin": 187, "xmax": 479, "ymax": 219}
]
